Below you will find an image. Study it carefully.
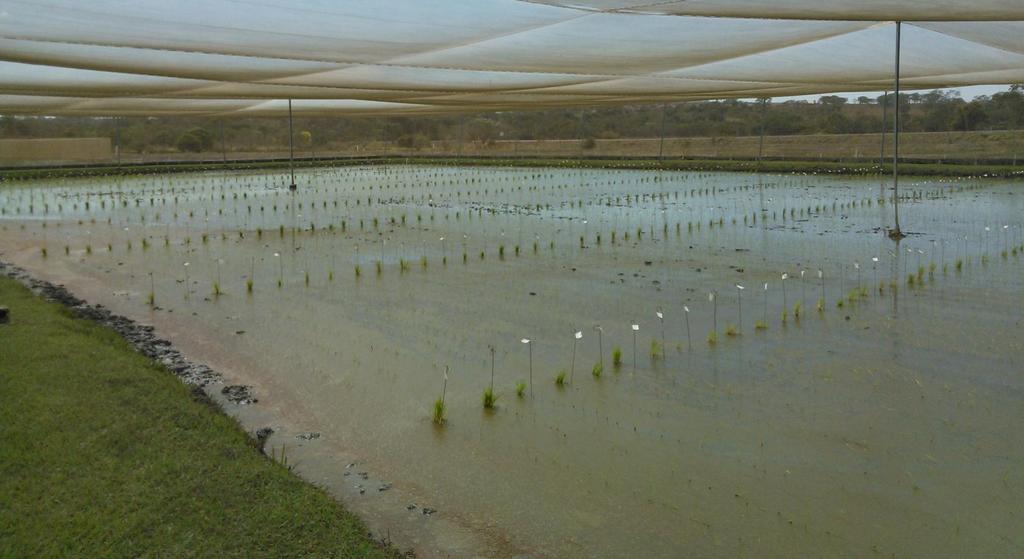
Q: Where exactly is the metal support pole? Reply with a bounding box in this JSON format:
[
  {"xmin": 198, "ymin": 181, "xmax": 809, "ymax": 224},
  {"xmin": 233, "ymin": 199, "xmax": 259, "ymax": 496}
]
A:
[
  {"xmin": 890, "ymin": 22, "xmax": 904, "ymax": 239},
  {"xmin": 288, "ymin": 99, "xmax": 296, "ymax": 190},
  {"xmin": 657, "ymin": 103, "xmax": 667, "ymax": 162},
  {"xmin": 879, "ymin": 91, "xmax": 888, "ymax": 166},
  {"xmin": 114, "ymin": 117, "xmax": 121, "ymax": 166},
  {"xmin": 757, "ymin": 98, "xmax": 769, "ymax": 168},
  {"xmin": 577, "ymin": 109, "xmax": 586, "ymax": 158}
]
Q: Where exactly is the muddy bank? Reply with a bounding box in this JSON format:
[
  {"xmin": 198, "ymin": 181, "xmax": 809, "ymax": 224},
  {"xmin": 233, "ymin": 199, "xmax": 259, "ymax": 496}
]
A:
[{"xmin": 2, "ymin": 261, "xmax": 230, "ymax": 390}]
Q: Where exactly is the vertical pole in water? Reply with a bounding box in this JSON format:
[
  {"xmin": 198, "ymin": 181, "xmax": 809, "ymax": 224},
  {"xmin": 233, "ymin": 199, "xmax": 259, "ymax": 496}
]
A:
[
  {"xmin": 577, "ymin": 109, "xmax": 586, "ymax": 159},
  {"xmin": 220, "ymin": 120, "xmax": 227, "ymax": 163},
  {"xmin": 577, "ymin": 109, "xmax": 586, "ymax": 185},
  {"xmin": 757, "ymin": 98, "xmax": 768, "ymax": 169},
  {"xmin": 288, "ymin": 99, "xmax": 296, "ymax": 191},
  {"xmin": 890, "ymin": 22, "xmax": 904, "ymax": 239},
  {"xmin": 658, "ymin": 103, "xmax": 667, "ymax": 162},
  {"xmin": 114, "ymin": 117, "xmax": 121, "ymax": 167},
  {"xmin": 879, "ymin": 91, "xmax": 888, "ymax": 167}
]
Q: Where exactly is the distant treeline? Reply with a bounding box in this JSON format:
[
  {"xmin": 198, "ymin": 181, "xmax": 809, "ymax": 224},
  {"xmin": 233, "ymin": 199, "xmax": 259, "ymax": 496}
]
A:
[{"xmin": 2, "ymin": 86, "xmax": 1021, "ymax": 154}]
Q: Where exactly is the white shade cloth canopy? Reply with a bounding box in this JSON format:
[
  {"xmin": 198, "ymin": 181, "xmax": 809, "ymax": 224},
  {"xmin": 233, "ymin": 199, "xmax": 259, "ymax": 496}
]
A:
[{"xmin": 0, "ymin": 0, "xmax": 1021, "ymax": 116}]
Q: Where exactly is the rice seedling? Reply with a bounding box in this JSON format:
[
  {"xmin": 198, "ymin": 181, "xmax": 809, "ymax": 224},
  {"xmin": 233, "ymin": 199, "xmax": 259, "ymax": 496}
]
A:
[
  {"xmin": 147, "ymin": 272, "xmax": 155, "ymax": 308},
  {"xmin": 482, "ymin": 387, "xmax": 496, "ymax": 409},
  {"xmin": 555, "ymin": 371, "xmax": 566, "ymax": 386},
  {"xmin": 213, "ymin": 258, "xmax": 223, "ymax": 297},
  {"xmin": 649, "ymin": 338, "xmax": 662, "ymax": 359},
  {"xmin": 612, "ymin": 346, "xmax": 623, "ymax": 368},
  {"xmin": 433, "ymin": 366, "xmax": 449, "ymax": 425},
  {"xmin": 433, "ymin": 397, "xmax": 446, "ymax": 425},
  {"xmin": 591, "ymin": 362, "xmax": 603, "ymax": 378},
  {"xmin": 515, "ymin": 381, "xmax": 526, "ymax": 398}
]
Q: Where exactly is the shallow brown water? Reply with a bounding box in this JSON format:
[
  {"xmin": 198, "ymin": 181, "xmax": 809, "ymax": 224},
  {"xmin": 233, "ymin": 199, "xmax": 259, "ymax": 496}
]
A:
[{"xmin": 2, "ymin": 166, "xmax": 1022, "ymax": 557}]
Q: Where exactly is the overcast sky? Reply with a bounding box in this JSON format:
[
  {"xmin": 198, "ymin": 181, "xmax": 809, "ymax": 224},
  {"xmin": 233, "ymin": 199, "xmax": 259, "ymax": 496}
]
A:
[{"xmin": 777, "ymin": 84, "xmax": 1012, "ymax": 103}]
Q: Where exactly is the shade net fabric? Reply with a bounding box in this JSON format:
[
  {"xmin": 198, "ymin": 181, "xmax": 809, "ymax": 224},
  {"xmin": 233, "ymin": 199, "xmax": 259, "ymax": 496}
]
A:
[{"xmin": 0, "ymin": 0, "xmax": 1021, "ymax": 116}]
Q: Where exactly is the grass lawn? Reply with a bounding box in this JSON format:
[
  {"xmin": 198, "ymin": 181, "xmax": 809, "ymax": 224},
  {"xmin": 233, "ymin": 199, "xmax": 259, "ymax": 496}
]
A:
[{"xmin": 0, "ymin": 275, "xmax": 397, "ymax": 558}]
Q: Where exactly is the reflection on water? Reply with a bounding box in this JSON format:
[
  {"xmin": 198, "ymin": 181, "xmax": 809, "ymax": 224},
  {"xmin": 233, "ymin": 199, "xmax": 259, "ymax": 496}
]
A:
[{"xmin": 2, "ymin": 166, "xmax": 1023, "ymax": 557}]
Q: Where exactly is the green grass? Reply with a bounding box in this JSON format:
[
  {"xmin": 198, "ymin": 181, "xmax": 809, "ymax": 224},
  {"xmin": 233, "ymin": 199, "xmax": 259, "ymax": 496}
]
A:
[
  {"xmin": 515, "ymin": 382, "xmax": 526, "ymax": 398},
  {"xmin": 0, "ymin": 275, "xmax": 397, "ymax": 558},
  {"xmin": 554, "ymin": 371, "xmax": 566, "ymax": 386},
  {"xmin": 612, "ymin": 346, "xmax": 622, "ymax": 368},
  {"xmin": 482, "ymin": 387, "xmax": 496, "ymax": 409}
]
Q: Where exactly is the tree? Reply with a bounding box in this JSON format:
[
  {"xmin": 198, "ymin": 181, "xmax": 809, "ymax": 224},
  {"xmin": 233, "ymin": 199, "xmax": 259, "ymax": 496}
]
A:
[
  {"xmin": 955, "ymin": 101, "xmax": 988, "ymax": 131},
  {"xmin": 466, "ymin": 117, "xmax": 497, "ymax": 145},
  {"xmin": 175, "ymin": 127, "xmax": 213, "ymax": 153},
  {"xmin": 819, "ymin": 95, "xmax": 847, "ymax": 109}
]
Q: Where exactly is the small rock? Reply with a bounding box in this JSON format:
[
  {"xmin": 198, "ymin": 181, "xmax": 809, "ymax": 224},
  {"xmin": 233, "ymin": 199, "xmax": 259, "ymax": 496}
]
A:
[
  {"xmin": 295, "ymin": 432, "xmax": 320, "ymax": 440},
  {"xmin": 422, "ymin": 507, "xmax": 436, "ymax": 516},
  {"xmin": 255, "ymin": 427, "xmax": 273, "ymax": 451},
  {"xmin": 221, "ymin": 384, "xmax": 257, "ymax": 405}
]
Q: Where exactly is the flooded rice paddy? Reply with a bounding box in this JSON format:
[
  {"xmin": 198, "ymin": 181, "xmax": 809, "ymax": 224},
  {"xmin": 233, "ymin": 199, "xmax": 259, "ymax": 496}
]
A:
[{"xmin": 2, "ymin": 165, "xmax": 1023, "ymax": 557}]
